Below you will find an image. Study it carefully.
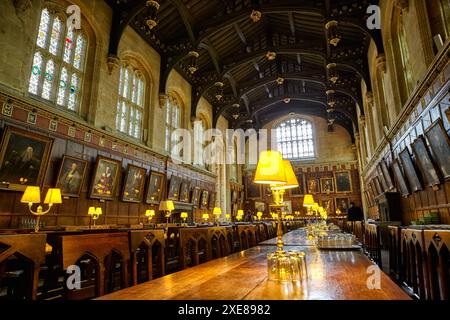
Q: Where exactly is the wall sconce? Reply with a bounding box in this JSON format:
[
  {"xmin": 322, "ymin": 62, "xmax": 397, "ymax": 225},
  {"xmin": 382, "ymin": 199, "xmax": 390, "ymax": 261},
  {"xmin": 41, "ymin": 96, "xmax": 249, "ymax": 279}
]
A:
[
  {"xmin": 21, "ymin": 187, "xmax": 62, "ymax": 232},
  {"xmin": 180, "ymin": 212, "xmax": 188, "ymax": 226},
  {"xmin": 159, "ymin": 200, "xmax": 174, "ymax": 227},
  {"xmin": 325, "ymin": 20, "xmax": 341, "ymax": 47},
  {"xmin": 188, "ymin": 51, "xmax": 199, "ymax": 74},
  {"xmin": 88, "ymin": 207, "xmax": 103, "ymax": 227}
]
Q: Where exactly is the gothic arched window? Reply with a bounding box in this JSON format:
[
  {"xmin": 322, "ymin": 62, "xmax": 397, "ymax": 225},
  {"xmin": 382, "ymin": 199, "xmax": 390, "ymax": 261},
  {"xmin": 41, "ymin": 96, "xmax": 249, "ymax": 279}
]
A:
[
  {"xmin": 116, "ymin": 63, "xmax": 145, "ymax": 139},
  {"xmin": 29, "ymin": 6, "xmax": 87, "ymax": 112},
  {"xmin": 275, "ymin": 118, "xmax": 315, "ymax": 160}
]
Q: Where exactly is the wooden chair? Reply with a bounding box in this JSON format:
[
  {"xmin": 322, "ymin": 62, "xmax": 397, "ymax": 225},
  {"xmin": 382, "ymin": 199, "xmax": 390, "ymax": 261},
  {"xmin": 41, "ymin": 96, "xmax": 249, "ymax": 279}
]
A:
[
  {"xmin": 128, "ymin": 229, "xmax": 165, "ymax": 286},
  {"xmin": 165, "ymin": 227, "xmax": 181, "ymax": 274},
  {"xmin": 401, "ymin": 228, "xmax": 428, "ymax": 300},
  {"xmin": 0, "ymin": 234, "xmax": 47, "ymax": 300},
  {"xmin": 424, "ymin": 229, "xmax": 450, "ymax": 300},
  {"xmin": 388, "ymin": 225, "xmax": 401, "ymax": 281},
  {"xmin": 179, "ymin": 228, "xmax": 209, "ymax": 269},
  {"xmin": 60, "ymin": 232, "xmax": 130, "ymax": 300},
  {"xmin": 237, "ymin": 225, "xmax": 257, "ymax": 250},
  {"xmin": 224, "ymin": 226, "xmax": 235, "ymax": 254}
]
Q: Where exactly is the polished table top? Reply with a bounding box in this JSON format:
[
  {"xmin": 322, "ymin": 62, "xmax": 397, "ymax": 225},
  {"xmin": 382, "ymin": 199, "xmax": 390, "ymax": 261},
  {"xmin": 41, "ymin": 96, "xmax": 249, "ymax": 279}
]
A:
[
  {"xmin": 259, "ymin": 229, "xmax": 317, "ymax": 246},
  {"xmin": 99, "ymin": 229, "xmax": 410, "ymax": 300}
]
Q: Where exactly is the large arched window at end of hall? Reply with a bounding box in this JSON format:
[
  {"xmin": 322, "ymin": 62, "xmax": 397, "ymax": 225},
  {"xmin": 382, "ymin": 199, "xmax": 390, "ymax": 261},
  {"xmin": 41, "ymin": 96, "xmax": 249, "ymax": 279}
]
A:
[
  {"xmin": 29, "ymin": 5, "xmax": 87, "ymax": 112},
  {"xmin": 396, "ymin": 14, "xmax": 414, "ymax": 97},
  {"xmin": 116, "ymin": 63, "xmax": 145, "ymax": 139},
  {"xmin": 165, "ymin": 95, "xmax": 182, "ymax": 155},
  {"xmin": 276, "ymin": 118, "xmax": 315, "ymax": 160}
]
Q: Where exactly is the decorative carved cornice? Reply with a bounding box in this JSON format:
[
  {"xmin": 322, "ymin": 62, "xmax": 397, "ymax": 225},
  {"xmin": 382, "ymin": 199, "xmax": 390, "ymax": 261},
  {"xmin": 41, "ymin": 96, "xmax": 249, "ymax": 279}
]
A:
[
  {"xmin": 365, "ymin": 92, "xmax": 374, "ymax": 106},
  {"xmin": 106, "ymin": 55, "xmax": 120, "ymax": 75},
  {"xmin": 376, "ymin": 54, "xmax": 386, "ymax": 73}
]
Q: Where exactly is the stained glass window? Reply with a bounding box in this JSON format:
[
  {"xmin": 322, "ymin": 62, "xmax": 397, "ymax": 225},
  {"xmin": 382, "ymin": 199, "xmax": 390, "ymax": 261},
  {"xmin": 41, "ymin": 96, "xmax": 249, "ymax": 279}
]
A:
[
  {"xmin": 276, "ymin": 118, "xmax": 315, "ymax": 160},
  {"xmin": 165, "ymin": 95, "xmax": 182, "ymax": 154},
  {"xmin": 115, "ymin": 64, "xmax": 145, "ymax": 139},
  {"xmin": 28, "ymin": 6, "xmax": 87, "ymax": 112}
]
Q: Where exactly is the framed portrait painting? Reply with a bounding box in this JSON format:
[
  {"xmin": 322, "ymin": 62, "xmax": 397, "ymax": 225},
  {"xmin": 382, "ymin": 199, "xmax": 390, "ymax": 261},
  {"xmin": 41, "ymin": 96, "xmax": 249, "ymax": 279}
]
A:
[
  {"xmin": 56, "ymin": 155, "xmax": 88, "ymax": 197},
  {"xmin": 334, "ymin": 171, "xmax": 352, "ymax": 193},
  {"xmin": 399, "ymin": 148, "xmax": 422, "ymax": 193},
  {"xmin": 321, "ymin": 199, "xmax": 333, "ymax": 213},
  {"xmin": 392, "ymin": 159, "xmax": 409, "ymax": 197},
  {"xmin": 179, "ymin": 180, "xmax": 191, "ymax": 203},
  {"xmin": 145, "ymin": 171, "xmax": 165, "ymax": 204},
  {"xmin": 411, "ymin": 136, "xmax": 441, "ymax": 188},
  {"xmin": 335, "ymin": 197, "xmax": 350, "ymax": 214},
  {"xmin": 307, "ymin": 178, "xmax": 320, "ymax": 194},
  {"xmin": 208, "ymin": 192, "xmax": 216, "ymax": 209},
  {"xmin": 0, "ymin": 126, "xmax": 53, "ymax": 191},
  {"xmin": 201, "ymin": 190, "xmax": 210, "ymax": 209},
  {"xmin": 89, "ymin": 156, "xmax": 121, "ymax": 201},
  {"xmin": 380, "ymin": 160, "xmax": 395, "ymax": 191},
  {"xmin": 424, "ymin": 119, "xmax": 450, "ymax": 180},
  {"xmin": 320, "ymin": 177, "xmax": 334, "ymax": 193},
  {"xmin": 376, "ymin": 164, "xmax": 389, "ymax": 192},
  {"xmin": 121, "ymin": 164, "xmax": 146, "ymax": 203},
  {"xmin": 245, "ymin": 174, "xmax": 261, "ymax": 199},
  {"xmin": 290, "ymin": 172, "xmax": 306, "ymax": 196},
  {"xmin": 167, "ymin": 175, "xmax": 182, "ymax": 201},
  {"xmin": 373, "ymin": 177, "xmax": 382, "ymax": 196},
  {"xmin": 191, "ymin": 187, "xmax": 201, "ymax": 208}
]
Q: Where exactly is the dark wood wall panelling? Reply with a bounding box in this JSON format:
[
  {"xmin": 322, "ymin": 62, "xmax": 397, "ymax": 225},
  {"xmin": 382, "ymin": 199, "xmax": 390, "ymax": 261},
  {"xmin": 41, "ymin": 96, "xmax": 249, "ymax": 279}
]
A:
[
  {"xmin": 365, "ymin": 60, "xmax": 450, "ymax": 225},
  {"xmin": 0, "ymin": 93, "xmax": 216, "ymax": 229}
]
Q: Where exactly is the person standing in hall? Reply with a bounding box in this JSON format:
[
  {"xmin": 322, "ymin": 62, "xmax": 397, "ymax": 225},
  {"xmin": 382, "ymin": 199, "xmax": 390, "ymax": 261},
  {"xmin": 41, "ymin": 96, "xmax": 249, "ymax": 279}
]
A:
[{"xmin": 347, "ymin": 202, "xmax": 364, "ymax": 221}]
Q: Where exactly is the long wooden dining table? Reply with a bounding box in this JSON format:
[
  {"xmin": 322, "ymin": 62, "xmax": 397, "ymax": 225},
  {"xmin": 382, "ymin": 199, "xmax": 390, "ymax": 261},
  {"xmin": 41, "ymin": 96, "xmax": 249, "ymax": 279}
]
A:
[{"xmin": 98, "ymin": 229, "xmax": 410, "ymax": 300}]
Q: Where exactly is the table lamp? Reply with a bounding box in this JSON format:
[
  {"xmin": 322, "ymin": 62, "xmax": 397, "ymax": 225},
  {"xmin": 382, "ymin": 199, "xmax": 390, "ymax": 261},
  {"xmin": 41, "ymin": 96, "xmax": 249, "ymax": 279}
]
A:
[
  {"xmin": 180, "ymin": 212, "xmax": 188, "ymax": 226},
  {"xmin": 202, "ymin": 213, "xmax": 209, "ymax": 223},
  {"xmin": 236, "ymin": 214, "xmax": 243, "ymax": 221},
  {"xmin": 303, "ymin": 194, "xmax": 315, "ymax": 215},
  {"xmin": 213, "ymin": 207, "xmax": 222, "ymax": 225},
  {"xmin": 159, "ymin": 200, "xmax": 175, "ymax": 227},
  {"xmin": 145, "ymin": 209, "xmax": 155, "ymax": 224},
  {"xmin": 21, "ymin": 187, "xmax": 62, "ymax": 232},
  {"xmin": 336, "ymin": 208, "xmax": 342, "ymax": 215},
  {"xmin": 257, "ymin": 211, "xmax": 263, "ymax": 220},
  {"xmin": 88, "ymin": 206, "xmax": 103, "ymax": 226},
  {"xmin": 312, "ymin": 203, "xmax": 319, "ymax": 216},
  {"xmin": 225, "ymin": 214, "xmax": 231, "ymax": 222}
]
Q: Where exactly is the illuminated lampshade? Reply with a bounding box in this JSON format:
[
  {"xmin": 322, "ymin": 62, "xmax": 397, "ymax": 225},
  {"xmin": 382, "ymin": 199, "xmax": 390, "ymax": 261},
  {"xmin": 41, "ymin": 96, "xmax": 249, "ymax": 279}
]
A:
[
  {"xmin": 145, "ymin": 209, "xmax": 155, "ymax": 217},
  {"xmin": 303, "ymin": 194, "xmax": 315, "ymax": 207},
  {"xmin": 272, "ymin": 160, "xmax": 299, "ymax": 190},
  {"xmin": 312, "ymin": 203, "xmax": 319, "ymax": 212},
  {"xmin": 237, "ymin": 209, "xmax": 244, "ymax": 216},
  {"xmin": 236, "ymin": 215, "xmax": 242, "ymax": 221},
  {"xmin": 257, "ymin": 211, "xmax": 263, "ymax": 219},
  {"xmin": 213, "ymin": 207, "xmax": 222, "ymax": 216},
  {"xmin": 225, "ymin": 214, "xmax": 231, "ymax": 220},
  {"xmin": 44, "ymin": 188, "xmax": 62, "ymax": 205},
  {"xmin": 88, "ymin": 206, "xmax": 96, "ymax": 216},
  {"xmin": 159, "ymin": 200, "xmax": 174, "ymax": 211},
  {"xmin": 254, "ymin": 151, "xmax": 286, "ymax": 185},
  {"xmin": 95, "ymin": 207, "xmax": 103, "ymax": 216},
  {"xmin": 21, "ymin": 186, "xmax": 41, "ymax": 204},
  {"xmin": 180, "ymin": 212, "xmax": 188, "ymax": 219},
  {"xmin": 202, "ymin": 213, "xmax": 209, "ymax": 220}
]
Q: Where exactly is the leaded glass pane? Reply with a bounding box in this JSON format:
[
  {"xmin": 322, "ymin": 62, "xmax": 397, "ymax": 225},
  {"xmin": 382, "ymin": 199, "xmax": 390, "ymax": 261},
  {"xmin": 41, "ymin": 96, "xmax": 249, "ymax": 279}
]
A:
[
  {"xmin": 41, "ymin": 59, "xmax": 55, "ymax": 100},
  {"xmin": 57, "ymin": 67, "xmax": 68, "ymax": 105},
  {"xmin": 29, "ymin": 52, "xmax": 43, "ymax": 95},
  {"xmin": 49, "ymin": 17, "xmax": 62, "ymax": 55},
  {"xmin": 37, "ymin": 9, "xmax": 50, "ymax": 48},
  {"xmin": 73, "ymin": 34, "xmax": 85, "ymax": 70},
  {"xmin": 276, "ymin": 118, "xmax": 315, "ymax": 159}
]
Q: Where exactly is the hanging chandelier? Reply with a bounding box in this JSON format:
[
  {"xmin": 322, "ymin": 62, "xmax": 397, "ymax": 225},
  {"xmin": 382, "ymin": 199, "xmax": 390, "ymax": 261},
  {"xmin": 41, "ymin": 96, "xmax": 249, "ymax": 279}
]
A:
[
  {"xmin": 326, "ymin": 63, "xmax": 339, "ymax": 84},
  {"xmin": 250, "ymin": 10, "xmax": 262, "ymax": 22},
  {"xmin": 215, "ymin": 82, "xmax": 224, "ymax": 101},
  {"xmin": 188, "ymin": 51, "xmax": 199, "ymax": 74},
  {"xmin": 326, "ymin": 89, "xmax": 336, "ymax": 112},
  {"xmin": 145, "ymin": 0, "xmax": 160, "ymax": 30},
  {"xmin": 325, "ymin": 21, "xmax": 341, "ymax": 47}
]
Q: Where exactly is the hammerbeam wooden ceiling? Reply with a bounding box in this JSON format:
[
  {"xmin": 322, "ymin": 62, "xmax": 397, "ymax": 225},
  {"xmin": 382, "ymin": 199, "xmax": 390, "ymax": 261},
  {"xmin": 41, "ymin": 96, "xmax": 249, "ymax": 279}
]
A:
[{"xmin": 105, "ymin": 0, "xmax": 382, "ymax": 137}]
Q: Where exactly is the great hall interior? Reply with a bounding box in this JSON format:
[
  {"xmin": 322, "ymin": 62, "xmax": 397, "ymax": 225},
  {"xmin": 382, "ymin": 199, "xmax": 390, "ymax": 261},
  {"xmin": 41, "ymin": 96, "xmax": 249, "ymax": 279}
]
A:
[{"xmin": 0, "ymin": 0, "xmax": 449, "ymax": 303}]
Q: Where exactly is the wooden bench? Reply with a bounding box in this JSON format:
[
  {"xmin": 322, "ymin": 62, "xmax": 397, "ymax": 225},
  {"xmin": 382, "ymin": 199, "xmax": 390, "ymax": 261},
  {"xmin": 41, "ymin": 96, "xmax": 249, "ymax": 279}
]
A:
[
  {"xmin": 179, "ymin": 227, "xmax": 209, "ymax": 269},
  {"xmin": 364, "ymin": 223, "xmax": 382, "ymax": 268},
  {"xmin": 207, "ymin": 227, "xmax": 229, "ymax": 260},
  {"xmin": 128, "ymin": 229, "xmax": 165, "ymax": 285},
  {"xmin": 0, "ymin": 234, "xmax": 47, "ymax": 300}
]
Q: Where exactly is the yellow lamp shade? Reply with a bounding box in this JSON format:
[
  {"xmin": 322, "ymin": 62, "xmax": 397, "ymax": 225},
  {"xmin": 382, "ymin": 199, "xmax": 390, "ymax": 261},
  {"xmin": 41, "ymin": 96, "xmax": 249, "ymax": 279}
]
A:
[
  {"xmin": 146, "ymin": 209, "xmax": 155, "ymax": 217},
  {"xmin": 236, "ymin": 215, "xmax": 242, "ymax": 221},
  {"xmin": 303, "ymin": 194, "xmax": 315, "ymax": 207},
  {"xmin": 225, "ymin": 214, "xmax": 231, "ymax": 220},
  {"xmin": 202, "ymin": 213, "xmax": 209, "ymax": 220},
  {"xmin": 88, "ymin": 206, "xmax": 96, "ymax": 216},
  {"xmin": 180, "ymin": 212, "xmax": 188, "ymax": 218},
  {"xmin": 44, "ymin": 188, "xmax": 62, "ymax": 205},
  {"xmin": 253, "ymin": 151, "xmax": 286, "ymax": 185},
  {"xmin": 213, "ymin": 207, "xmax": 222, "ymax": 215},
  {"xmin": 312, "ymin": 203, "xmax": 319, "ymax": 211},
  {"xmin": 257, "ymin": 211, "xmax": 263, "ymax": 218},
  {"xmin": 21, "ymin": 186, "xmax": 41, "ymax": 204},
  {"xmin": 272, "ymin": 160, "xmax": 299, "ymax": 190},
  {"xmin": 237, "ymin": 209, "xmax": 244, "ymax": 216},
  {"xmin": 159, "ymin": 201, "xmax": 175, "ymax": 212},
  {"xmin": 95, "ymin": 207, "xmax": 103, "ymax": 216}
]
